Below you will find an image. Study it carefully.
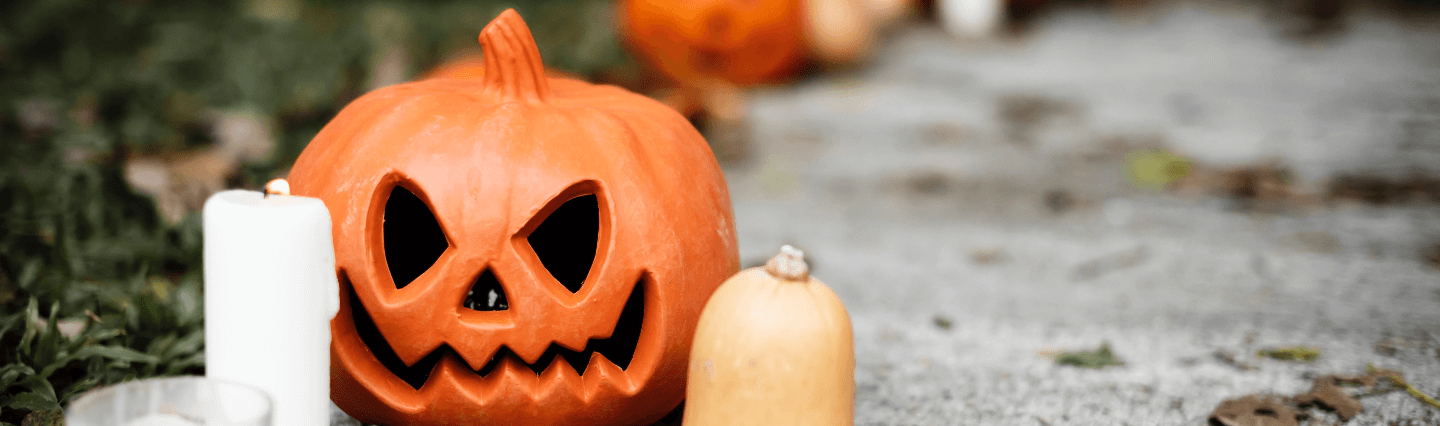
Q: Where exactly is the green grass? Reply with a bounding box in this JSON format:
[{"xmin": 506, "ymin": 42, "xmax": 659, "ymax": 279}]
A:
[{"xmin": 0, "ymin": 0, "xmax": 635, "ymax": 422}]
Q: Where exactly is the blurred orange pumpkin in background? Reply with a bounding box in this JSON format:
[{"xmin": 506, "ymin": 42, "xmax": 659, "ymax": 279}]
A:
[
  {"xmin": 618, "ymin": 0, "xmax": 810, "ymax": 87},
  {"xmin": 617, "ymin": 0, "xmax": 916, "ymax": 132},
  {"xmin": 619, "ymin": 0, "xmax": 917, "ymax": 89}
]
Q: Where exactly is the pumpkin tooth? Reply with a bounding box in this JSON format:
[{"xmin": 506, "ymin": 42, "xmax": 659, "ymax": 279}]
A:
[
  {"xmin": 467, "ymin": 356, "xmax": 538, "ymax": 410},
  {"xmin": 491, "ymin": 356, "xmax": 539, "ymax": 390},
  {"xmin": 456, "ymin": 344, "xmax": 503, "ymax": 373},
  {"xmin": 553, "ymin": 336, "xmax": 588, "ymax": 353},
  {"xmin": 392, "ymin": 339, "xmax": 443, "ymax": 369},
  {"xmin": 475, "ymin": 346, "xmax": 517, "ymax": 378},
  {"xmin": 435, "ymin": 355, "xmax": 504, "ymax": 403},
  {"xmin": 536, "ymin": 356, "xmax": 586, "ymax": 402},
  {"xmin": 581, "ymin": 352, "xmax": 635, "ymax": 396},
  {"xmin": 509, "ymin": 341, "xmax": 550, "ymax": 367}
]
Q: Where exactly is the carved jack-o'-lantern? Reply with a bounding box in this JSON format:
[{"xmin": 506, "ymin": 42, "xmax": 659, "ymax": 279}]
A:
[
  {"xmin": 619, "ymin": 0, "xmax": 808, "ymax": 86},
  {"xmin": 289, "ymin": 10, "xmax": 739, "ymax": 426}
]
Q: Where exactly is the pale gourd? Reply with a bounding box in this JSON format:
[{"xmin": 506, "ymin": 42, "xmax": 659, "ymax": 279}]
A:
[
  {"xmin": 684, "ymin": 246, "xmax": 855, "ymax": 426},
  {"xmin": 804, "ymin": 0, "xmax": 878, "ymax": 66}
]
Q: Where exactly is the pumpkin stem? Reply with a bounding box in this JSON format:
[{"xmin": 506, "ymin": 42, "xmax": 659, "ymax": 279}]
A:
[
  {"xmin": 479, "ymin": 9, "xmax": 551, "ymax": 104},
  {"xmin": 764, "ymin": 245, "xmax": 809, "ymax": 281}
]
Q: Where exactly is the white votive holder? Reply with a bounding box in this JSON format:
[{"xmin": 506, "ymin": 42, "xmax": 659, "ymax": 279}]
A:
[{"xmin": 65, "ymin": 376, "xmax": 272, "ymax": 426}]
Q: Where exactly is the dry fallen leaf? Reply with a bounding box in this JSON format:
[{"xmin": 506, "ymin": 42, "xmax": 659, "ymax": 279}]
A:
[
  {"xmin": 1293, "ymin": 375, "xmax": 1363, "ymax": 421},
  {"xmin": 1208, "ymin": 395, "xmax": 1301, "ymax": 426}
]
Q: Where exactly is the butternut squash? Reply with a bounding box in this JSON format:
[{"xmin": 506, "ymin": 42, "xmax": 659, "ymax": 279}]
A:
[{"xmin": 685, "ymin": 245, "xmax": 855, "ymax": 426}]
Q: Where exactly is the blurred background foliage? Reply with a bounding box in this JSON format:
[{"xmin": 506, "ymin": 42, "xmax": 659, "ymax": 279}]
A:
[{"xmin": 0, "ymin": 0, "xmax": 635, "ymax": 422}]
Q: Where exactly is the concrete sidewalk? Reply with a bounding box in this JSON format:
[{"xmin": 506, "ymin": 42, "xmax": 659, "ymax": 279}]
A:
[{"xmin": 725, "ymin": 2, "xmax": 1440, "ymax": 424}]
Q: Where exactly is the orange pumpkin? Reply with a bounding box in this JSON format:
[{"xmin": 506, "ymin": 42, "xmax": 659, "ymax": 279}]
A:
[
  {"xmin": 289, "ymin": 9, "xmax": 739, "ymax": 426},
  {"xmin": 619, "ymin": 0, "xmax": 808, "ymax": 86}
]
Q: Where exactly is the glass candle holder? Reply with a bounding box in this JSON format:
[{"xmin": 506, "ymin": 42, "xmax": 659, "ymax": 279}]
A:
[{"xmin": 66, "ymin": 376, "xmax": 272, "ymax": 426}]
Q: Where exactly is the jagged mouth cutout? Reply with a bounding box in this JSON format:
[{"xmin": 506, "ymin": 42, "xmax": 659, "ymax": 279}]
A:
[
  {"xmin": 343, "ymin": 271, "xmax": 649, "ymax": 390},
  {"xmin": 355, "ymin": 178, "xmax": 646, "ymax": 390}
]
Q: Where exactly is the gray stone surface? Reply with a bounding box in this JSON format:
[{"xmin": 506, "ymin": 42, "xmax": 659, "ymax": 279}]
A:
[
  {"xmin": 724, "ymin": 1, "xmax": 1440, "ymax": 424},
  {"xmin": 333, "ymin": 1, "xmax": 1440, "ymax": 424}
]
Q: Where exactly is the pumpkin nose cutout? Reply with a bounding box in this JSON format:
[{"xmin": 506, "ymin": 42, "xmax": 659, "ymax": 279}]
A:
[
  {"xmin": 526, "ymin": 194, "xmax": 599, "ymax": 293},
  {"xmin": 383, "ymin": 185, "xmax": 448, "ymax": 289},
  {"xmin": 463, "ymin": 269, "xmax": 508, "ymax": 311}
]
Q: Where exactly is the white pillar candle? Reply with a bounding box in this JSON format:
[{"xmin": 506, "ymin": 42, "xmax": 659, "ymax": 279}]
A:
[{"xmin": 203, "ymin": 180, "xmax": 338, "ymax": 426}]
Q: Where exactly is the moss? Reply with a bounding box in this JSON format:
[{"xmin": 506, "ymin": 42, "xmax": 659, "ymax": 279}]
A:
[
  {"xmin": 1257, "ymin": 346, "xmax": 1322, "ymax": 362},
  {"xmin": 1054, "ymin": 343, "xmax": 1125, "ymax": 369}
]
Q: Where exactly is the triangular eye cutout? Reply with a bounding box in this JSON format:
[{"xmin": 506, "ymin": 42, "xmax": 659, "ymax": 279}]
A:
[
  {"xmin": 527, "ymin": 194, "xmax": 598, "ymax": 293},
  {"xmin": 384, "ymin": 185, "xmax": 448, "ymax": 289},
  {"xmin": 463, "ymin": 269, "xmax": 508, "ymax": 311}
]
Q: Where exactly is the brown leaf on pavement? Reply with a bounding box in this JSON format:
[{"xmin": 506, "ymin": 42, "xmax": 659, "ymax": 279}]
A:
[
  {"xmin": 1293, "ymin": 375, "xmax": 1364, "ymax": 421},
  {"xmin": 1208, "ymin": 395, "xmax": 1302, "ymax": 426}
]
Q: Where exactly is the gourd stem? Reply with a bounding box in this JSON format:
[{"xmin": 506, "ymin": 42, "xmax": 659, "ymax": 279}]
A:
[
  {"xmin": 764, "ymin": 245, "xmax": 809, "ymax": 281},
  {"xmin": 479, "ymin": 9, "xmax": 551, "ymax": 104}
]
